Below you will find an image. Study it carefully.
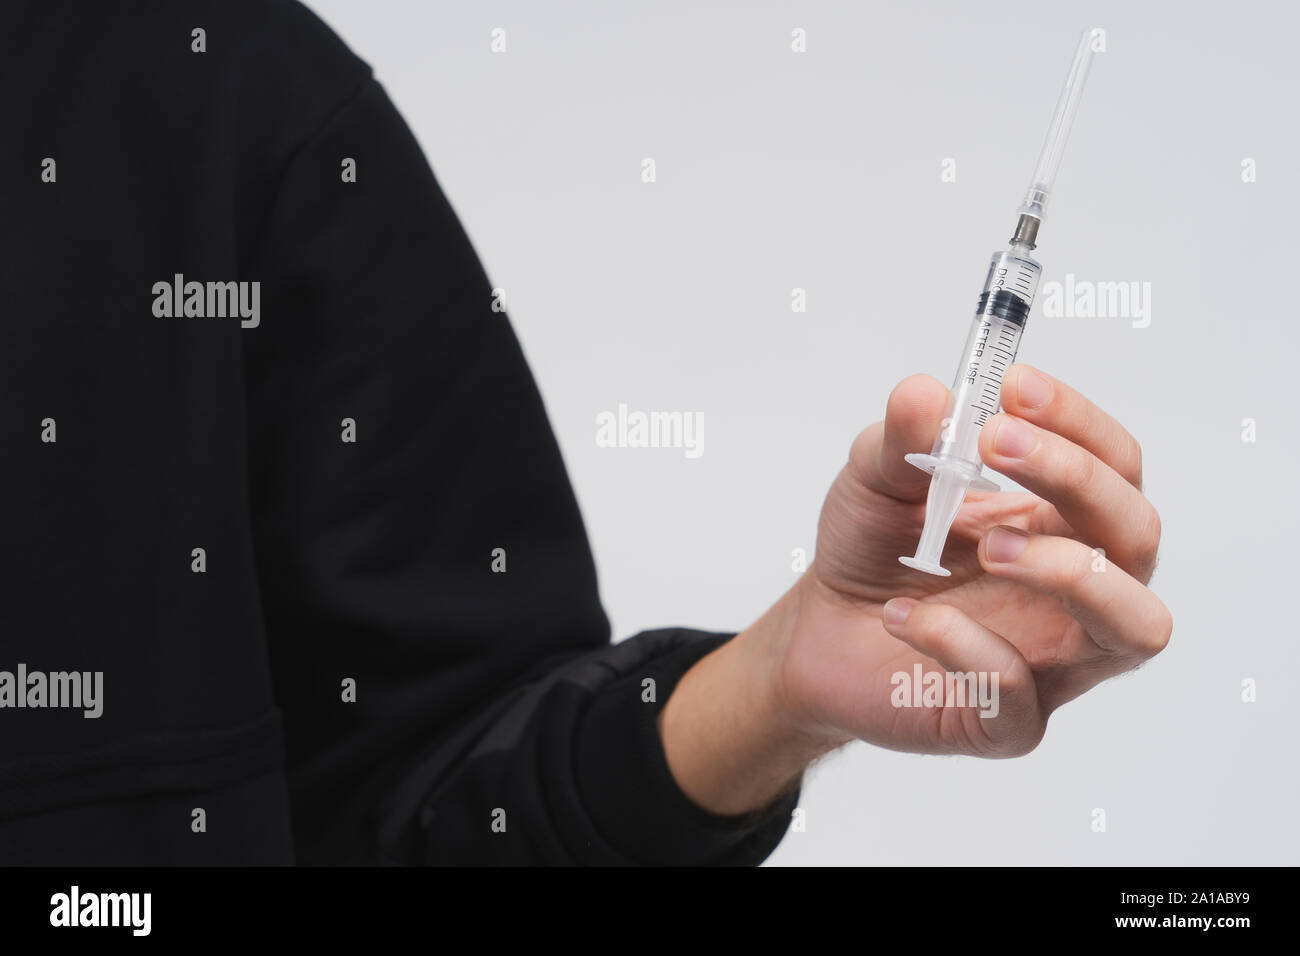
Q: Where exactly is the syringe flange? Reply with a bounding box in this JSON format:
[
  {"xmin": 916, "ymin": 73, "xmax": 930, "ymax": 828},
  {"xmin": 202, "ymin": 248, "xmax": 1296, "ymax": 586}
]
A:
[{"xmin": 904, "ymin": 453, "xmax": 1000, "ymax": 493}]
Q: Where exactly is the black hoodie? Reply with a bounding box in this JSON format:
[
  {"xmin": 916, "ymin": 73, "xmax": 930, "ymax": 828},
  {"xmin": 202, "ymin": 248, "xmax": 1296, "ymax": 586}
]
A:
[{"xmin": 0, "ymin": 0, "xmax": 796, "ymax": 865}]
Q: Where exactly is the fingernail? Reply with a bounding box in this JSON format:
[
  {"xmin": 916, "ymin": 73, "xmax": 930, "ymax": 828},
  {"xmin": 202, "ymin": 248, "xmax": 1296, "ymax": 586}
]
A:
[
  {"xmin": 883, "ymin": 598, "xmax": 915, "ymax": 627},
  {"xmin": 992, "ymin": 416, "xmax": 1037, "ymax": 458},
  {"xmin": 1016, "ymin": 367, "xmax": 1054, "ymax": 409},
  {"xmin": 986, "ymin": 526, "xmax": 1029, "ymax": 563}
]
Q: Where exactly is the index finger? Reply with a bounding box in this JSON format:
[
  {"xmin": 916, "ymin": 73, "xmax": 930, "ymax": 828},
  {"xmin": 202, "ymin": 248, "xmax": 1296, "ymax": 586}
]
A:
[{"xmin": 999, "ymin": 364, "xmax": 1143, "ymax": 489}]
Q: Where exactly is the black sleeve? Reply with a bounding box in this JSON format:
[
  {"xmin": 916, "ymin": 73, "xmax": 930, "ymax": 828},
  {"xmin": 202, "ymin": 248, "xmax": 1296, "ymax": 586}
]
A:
[{"xmin": 242, "ymin": 72, "xmax": 798, "ymax": 865}]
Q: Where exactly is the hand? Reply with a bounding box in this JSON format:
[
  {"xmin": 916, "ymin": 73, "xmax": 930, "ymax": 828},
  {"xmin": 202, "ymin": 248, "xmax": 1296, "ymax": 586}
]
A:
[
  {"xmin": 788, "ymin": 362, "xmax": 1171, "ymax": 751},
  {"xmin": 660, "ymin": 365, "xmax": 1172, "ymax": 815}
]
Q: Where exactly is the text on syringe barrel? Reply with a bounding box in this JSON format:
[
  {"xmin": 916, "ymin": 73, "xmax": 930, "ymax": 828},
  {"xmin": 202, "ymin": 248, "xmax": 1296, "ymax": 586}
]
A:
[{"xmin": 929, "ymin": 249, "xmax": 1042, "ymax": 470}]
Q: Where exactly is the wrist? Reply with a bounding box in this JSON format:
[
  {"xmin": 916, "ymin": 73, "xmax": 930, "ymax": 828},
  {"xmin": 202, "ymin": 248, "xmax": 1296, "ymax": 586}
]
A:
[{"xmin": 658, "ymin": 577, "xmax": 846, "ymax": 816}]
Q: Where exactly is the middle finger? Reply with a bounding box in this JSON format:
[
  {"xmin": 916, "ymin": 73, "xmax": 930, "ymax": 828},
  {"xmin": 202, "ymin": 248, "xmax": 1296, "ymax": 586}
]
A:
[{"xmin": 979, "ymin": 413, "xmax": 1161, "ymax": 581}]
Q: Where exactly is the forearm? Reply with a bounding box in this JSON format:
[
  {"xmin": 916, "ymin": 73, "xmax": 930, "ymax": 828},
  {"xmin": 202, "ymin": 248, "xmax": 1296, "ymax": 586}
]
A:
[{"xmin": 657, "ymin": 577, "xmax": 848, "ymax": 817}]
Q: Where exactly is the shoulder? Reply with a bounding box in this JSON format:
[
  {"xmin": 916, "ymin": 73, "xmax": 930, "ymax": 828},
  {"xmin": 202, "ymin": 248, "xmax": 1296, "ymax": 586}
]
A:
[{"xmin": 214, "ymin": 0, "xmax": 376, "ymax": 142}]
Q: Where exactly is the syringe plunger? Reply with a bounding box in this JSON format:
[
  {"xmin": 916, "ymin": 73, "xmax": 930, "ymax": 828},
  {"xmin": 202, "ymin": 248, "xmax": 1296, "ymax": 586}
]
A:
[{"xmin": 898, "ymin": 467, "xmax": 973, "ymax": 577}]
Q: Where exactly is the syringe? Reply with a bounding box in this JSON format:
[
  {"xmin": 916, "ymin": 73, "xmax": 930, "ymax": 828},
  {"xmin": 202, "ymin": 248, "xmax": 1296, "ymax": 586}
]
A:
[{"xmin": 899, "ymin": 31, "xmax": 1096, "ymax": 576}]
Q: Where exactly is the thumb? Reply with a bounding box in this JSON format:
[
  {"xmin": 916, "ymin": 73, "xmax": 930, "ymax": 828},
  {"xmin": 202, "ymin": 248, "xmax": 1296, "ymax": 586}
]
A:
[{"xmin": 847, "ymin": 374, "xmax": 949, "ymax": 501}]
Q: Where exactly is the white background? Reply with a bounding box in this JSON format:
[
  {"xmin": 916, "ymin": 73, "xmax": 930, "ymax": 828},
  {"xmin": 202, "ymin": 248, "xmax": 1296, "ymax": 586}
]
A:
[{"xmin": 305, "ymin": 0, "xmax": 1299, "ymax": 865}]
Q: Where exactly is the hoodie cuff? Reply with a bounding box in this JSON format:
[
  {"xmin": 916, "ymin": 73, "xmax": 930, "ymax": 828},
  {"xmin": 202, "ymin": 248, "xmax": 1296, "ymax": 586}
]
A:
[{"xmin": 573, "ymin": 629, "xmax": 799, "ymax": 866}]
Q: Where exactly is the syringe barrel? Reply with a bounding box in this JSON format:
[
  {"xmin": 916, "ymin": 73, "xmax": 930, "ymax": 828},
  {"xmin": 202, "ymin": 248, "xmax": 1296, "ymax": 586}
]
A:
[{"xmin": 928, "ymin": 248, "xmax": 1042, "ymax": 470}]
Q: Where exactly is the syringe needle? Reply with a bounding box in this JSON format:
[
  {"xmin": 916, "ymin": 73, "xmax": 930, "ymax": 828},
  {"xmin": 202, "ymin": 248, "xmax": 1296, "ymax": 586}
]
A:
[{"xmin": 1018, "ymin": 30, "xmax": 1097, "ymax": 229}]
